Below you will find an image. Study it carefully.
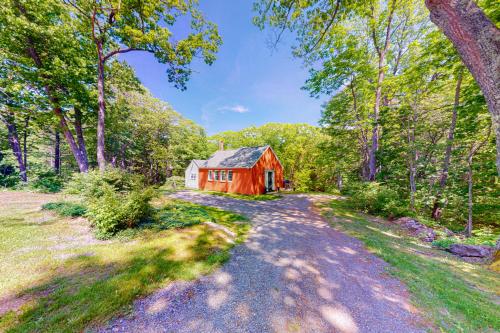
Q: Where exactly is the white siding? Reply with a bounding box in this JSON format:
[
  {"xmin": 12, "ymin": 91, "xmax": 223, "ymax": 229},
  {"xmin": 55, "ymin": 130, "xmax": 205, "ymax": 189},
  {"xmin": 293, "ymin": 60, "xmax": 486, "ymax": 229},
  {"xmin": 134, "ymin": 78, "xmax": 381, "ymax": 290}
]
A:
[{"xmin": 184, "ymin": 161, "xmax": 199, "ymax": 189}]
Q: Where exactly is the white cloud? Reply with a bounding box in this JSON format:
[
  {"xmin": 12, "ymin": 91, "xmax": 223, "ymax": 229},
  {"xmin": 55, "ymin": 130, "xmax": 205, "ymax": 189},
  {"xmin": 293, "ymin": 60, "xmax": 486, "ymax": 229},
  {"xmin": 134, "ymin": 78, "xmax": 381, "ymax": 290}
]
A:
[{"xmin": 218, "ymin": 104, "xmax": 249, "ymax": 113}]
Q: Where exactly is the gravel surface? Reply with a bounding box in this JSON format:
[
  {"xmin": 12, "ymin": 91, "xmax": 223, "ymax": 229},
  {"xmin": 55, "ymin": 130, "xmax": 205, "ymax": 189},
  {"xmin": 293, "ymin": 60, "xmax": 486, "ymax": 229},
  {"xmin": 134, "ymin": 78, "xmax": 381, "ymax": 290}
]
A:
[{"xmin": 99, "ymin": 191, "xmax": 427, "ymax": 333}]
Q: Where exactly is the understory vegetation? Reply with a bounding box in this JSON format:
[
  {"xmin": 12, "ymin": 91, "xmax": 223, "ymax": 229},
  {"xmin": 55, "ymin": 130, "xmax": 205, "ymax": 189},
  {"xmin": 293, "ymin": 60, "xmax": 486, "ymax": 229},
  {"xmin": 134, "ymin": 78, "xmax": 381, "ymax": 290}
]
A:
[
  {"xmin": 317, "ymin": 198, "xmax": 500, "ymax": 332},
  {"xmin": 40, "ymin": 169, "xmax": 249, "ymax": 241},
  {"xmin": 0, "ymin": 191, "xmax": 249, "ymax": 332},
  {"xmin": 42, "ymin": 201, "xmax": 87, "ymax": 218}
]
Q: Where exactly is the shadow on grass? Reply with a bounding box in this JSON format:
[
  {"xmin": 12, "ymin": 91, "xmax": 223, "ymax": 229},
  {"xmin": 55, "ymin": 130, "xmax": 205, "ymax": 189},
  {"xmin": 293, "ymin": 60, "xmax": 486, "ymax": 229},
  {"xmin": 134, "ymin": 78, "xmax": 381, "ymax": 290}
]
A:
[
  {"xmin": 0, "ymin": 228, "xmax": 229, "ymax": 333},
  {"xmin": 321, "ymin": 199, "xmax": 500, "ymax": 332}
]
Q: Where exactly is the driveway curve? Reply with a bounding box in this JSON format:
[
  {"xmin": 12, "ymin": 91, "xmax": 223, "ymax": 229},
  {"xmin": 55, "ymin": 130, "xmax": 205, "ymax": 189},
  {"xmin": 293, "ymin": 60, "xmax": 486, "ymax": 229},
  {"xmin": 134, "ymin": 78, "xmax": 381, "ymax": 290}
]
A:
[{"xmin": 100, "ymin": 191, "xmax": 427, "ymax": 333}]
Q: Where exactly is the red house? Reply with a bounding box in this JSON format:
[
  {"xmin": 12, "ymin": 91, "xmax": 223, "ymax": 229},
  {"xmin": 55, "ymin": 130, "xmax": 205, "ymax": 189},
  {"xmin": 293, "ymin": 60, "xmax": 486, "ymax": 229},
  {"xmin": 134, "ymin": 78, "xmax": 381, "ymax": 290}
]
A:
[{"xmin": 185, "ymin": 145, "xmax": 283, "ymax": 195}]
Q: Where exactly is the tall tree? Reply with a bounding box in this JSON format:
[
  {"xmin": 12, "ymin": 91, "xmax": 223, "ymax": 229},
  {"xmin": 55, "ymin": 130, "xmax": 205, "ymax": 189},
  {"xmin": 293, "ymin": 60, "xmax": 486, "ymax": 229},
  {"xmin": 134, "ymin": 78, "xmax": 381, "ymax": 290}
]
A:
[
  {"xmin": 0, "ymin": 0, "xmax": 95, "ymax": 172},
  {"xmin": 254, "ymin": 0, "xmax": 429, "ymax": 181},
  {"xmin": 65, "ymin": 0, "xmax": 221, "ymax": 171},
  {"xmin": 424, "ymin": 0, "xmax": 500, "ymax": 176},
  {"xmin": 432, "ymin": 68, "xmax": 463, "ymax": 219}
]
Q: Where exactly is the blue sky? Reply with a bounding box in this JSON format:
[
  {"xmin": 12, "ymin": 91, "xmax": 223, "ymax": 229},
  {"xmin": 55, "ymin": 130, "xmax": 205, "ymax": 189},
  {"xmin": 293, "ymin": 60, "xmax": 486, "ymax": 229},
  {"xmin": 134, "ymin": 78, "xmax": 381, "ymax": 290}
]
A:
[{"xmin": 121, "ymin": 0, "xmax": 325, "ymax": 135}]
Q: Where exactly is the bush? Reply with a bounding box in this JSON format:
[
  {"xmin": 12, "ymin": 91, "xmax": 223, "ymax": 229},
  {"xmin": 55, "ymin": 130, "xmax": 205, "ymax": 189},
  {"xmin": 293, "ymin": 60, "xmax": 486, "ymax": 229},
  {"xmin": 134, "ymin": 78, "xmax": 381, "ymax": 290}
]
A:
[
  {"xmin": 42, "ymin": 201, "xmax": 87, "ymax": 217},
  {"xmin": 347, "ymin": 182, "xmax": 411, "ymax": 218},
  {"xmin": 161, "ymin": 176, "xmax": 185, "ymax": 192},
  {"xmin": 432, "ymin": 238, "xmax": 455, "ymax": 250},
  {"xmin": 65, "ymin": 168, "xmax": 155, "ymax": 238},
  {"xmin": 31, "ymin": 171, "xmax": 64, "ymax": 193},
  {"xmin": 65, "ymin": 168, "xmax": 144, "ymax": 199},
  {"xmin": 86, "ymin": 184, "xmax": 155, "ymax": 238},
  {"xmin": 0, "ymin": 164, "xmax": 19, "ymax": 188}
]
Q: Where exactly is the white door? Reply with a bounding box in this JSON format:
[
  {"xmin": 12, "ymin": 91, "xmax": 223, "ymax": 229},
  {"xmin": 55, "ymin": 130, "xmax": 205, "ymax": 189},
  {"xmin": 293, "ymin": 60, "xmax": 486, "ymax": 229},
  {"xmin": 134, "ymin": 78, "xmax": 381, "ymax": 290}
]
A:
[{"xmin": 264, "ymin": 170, "xmax": 275, "ymax": 192}]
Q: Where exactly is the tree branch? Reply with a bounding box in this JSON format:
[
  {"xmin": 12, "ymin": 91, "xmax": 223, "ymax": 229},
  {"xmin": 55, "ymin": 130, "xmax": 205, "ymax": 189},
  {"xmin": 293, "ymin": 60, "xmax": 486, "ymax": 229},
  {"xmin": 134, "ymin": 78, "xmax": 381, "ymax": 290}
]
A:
[
  {"xmin": 307, "ymin": 0, "xmax": 342, "ymax": 53},
  {"xmin": 103, "ymin": 47, "xmax": 150, "ymax": 61},
  {"xmin": 271, "ymin": 0, "xmax": 296, "ymax": 48}
]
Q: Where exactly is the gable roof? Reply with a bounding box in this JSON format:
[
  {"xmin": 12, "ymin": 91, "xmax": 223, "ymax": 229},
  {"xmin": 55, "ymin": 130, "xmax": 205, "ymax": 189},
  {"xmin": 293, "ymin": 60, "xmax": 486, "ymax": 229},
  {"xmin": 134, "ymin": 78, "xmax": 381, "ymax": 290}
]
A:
[
  {"xmin": 202, "ymin": 145, "xmax": 270, "ymax": 168},
  {"xmin": 192, "ymin": 159, "xmax": 207, "ymax": 167}
]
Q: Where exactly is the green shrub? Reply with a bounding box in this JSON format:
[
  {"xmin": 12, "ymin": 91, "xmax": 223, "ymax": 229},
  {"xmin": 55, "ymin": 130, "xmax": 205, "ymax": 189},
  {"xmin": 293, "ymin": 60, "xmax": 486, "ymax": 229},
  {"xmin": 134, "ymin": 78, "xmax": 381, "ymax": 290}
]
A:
[
  {"xmin": 432, "ymin": 238, "xmax": 456, "ymax": 250},
  {"xmin": 65, "ymin": 168, "xmax": 155, "ymax": 238},
  {"xmin": 464, "ymin": 228, "xmax": 498, "ymax": 247},
  {"xmin": 42, "ymin": 201, "xmax": 87, "ymax": 217},
  {"xmin": 161, "ymin": 176, "xmax": 185, "ymax": 192},
  {"xmin": 31, "ymin": 171, "xmax": 64, "ymax": 193},
  {"xmin": 65, "ymin": 168, "xmax": 144, "ymax": 199},
  {"xmin": 86, "ymin": 184, "xmax": 155, "ymax": 238},
  {"xmin": 347, "ymin": 182, "xmax": 410, "ymax": 218},
  {"xmin": 0, "ymin": 164, "xmax": 19, "ymax": 188}
]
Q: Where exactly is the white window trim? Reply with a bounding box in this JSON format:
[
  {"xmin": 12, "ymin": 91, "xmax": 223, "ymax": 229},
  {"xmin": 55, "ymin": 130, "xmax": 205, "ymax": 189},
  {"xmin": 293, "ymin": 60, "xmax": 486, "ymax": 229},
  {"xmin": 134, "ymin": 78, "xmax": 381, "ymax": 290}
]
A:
[
  {"xmin": 228, "ymin": 170, "xmax": 233, "ymax": 182},
  {"xmin": 221, "ymin": 170, "xmax": 226, "ymax": 182},
  {"xmin": 208, "ymin": 170, "xmax": 213, "ymax": 181},
  {"xmin": 214, "ymin": 170, "xmax": 219, "ymax": 181}
]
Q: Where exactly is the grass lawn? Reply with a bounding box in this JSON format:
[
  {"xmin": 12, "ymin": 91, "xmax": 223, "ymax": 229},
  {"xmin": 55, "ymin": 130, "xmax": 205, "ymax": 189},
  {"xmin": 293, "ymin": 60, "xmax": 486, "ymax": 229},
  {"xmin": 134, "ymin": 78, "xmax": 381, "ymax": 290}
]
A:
[
  {"xmin": 0, "ymin": 191, "xmax": 248, "ymax": 332},
  {"xmin": 201, "ymin": 190, "xmax": 282, "ymax": 201},
  {"xmin": 316, "ymin": 197, "xmax": 500, "ymax": 333}
]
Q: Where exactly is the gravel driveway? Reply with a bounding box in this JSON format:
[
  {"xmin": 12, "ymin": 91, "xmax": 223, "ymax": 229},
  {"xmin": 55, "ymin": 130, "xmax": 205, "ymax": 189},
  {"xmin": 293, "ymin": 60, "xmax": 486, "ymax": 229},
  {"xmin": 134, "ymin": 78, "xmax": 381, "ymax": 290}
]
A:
[{"xmin": 100, "ymin": 191, "xmax": 427, "ymax": 333}]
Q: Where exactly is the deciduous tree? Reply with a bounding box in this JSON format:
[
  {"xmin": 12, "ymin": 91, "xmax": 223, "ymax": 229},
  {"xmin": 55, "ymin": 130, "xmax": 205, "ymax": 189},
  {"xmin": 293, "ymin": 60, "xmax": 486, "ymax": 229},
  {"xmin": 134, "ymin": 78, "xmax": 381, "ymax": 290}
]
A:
[{"xmin": 64, "ymin": 0, "xmax": 221, "ymax": 171}]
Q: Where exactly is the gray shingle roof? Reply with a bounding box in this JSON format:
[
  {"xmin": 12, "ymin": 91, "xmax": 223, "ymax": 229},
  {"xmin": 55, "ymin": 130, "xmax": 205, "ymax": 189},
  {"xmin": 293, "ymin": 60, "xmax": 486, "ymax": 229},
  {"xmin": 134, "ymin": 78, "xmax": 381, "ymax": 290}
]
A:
[
  {"xmin": 202, "ymin": 146, "xmax": 270, "ymax": 168},
  {"xmin": 192, "ymin": 159, "xmax": 207, "ymax": 167}
]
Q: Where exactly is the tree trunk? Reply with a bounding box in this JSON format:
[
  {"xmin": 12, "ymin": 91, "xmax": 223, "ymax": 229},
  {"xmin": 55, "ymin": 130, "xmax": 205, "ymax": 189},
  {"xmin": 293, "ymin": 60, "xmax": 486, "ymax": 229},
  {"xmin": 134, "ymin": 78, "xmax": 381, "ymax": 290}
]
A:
[
  {"xmin": 54, "ymin": 130, "xmax": 61, "ymax": 174},
  {"xmin": 52, "ymin": 105, "xmax": 89, "ymax": 172},
  {"xmin": 432, "ymin": 70, "xmax": 463, "ymax": 219},
  {"xmin": 409, "ymin": 161, "xmax": 416, "ymax": 210},
  {"xmin": 96, "ymin": 42, "xmax": 107, "ymax": 172},
  {"xmin": 0, "ymin": 112, "xmax": 27, "ymax": 182},
  {"xmin": 368, "ymin": 1, "xmax": 396, "ymax": 181},
  {"xmin": 74, "ymin": 107, "xmax": 89, "ymax": 168},
  {"xmin": 407, "ymin": 106, "xmax": 418, "ymax": 211},
  {"xmin": 369, "ymin": 62, "xmax": 385, "ymax": 181},
  {"xmin": 22, "ymin": 116, "xmax": 29, "ymax": 169},
  {"xmin": 425, "ymin": 0, "xmax": 500, "ymax": 176},
  {"xmin": 350, "ymin": 79, "xmax": 371, "ymax": 181},
  {"xmin": 466, "ymin": 157, "xmax": 473, "ymax": 237}
]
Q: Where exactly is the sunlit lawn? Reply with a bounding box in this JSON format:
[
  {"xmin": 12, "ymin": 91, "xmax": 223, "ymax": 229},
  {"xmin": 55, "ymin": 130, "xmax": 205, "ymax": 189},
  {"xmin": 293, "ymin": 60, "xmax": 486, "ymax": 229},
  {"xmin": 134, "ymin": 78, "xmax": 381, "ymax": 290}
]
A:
[
  {"xmin": 0, "ymin": 191, "xmax": 248, "ymax": 332},
  {"xmin": 317, "ymin": 198, "xmax": 500, "ymax": 332}
]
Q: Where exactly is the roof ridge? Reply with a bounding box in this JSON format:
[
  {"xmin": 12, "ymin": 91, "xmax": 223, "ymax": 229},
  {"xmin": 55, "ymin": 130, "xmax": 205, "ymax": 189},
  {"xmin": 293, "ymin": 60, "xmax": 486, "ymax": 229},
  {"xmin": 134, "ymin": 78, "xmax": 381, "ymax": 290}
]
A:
[{"xmin": 201, "ymin": 145, "xmax": 269, "ymax": 168}]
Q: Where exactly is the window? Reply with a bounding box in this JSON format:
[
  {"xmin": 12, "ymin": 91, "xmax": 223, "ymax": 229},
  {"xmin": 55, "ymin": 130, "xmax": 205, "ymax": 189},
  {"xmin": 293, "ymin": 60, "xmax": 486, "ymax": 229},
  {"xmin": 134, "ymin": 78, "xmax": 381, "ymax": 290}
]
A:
[
  {"xmin": 228, "ymin": 170, "xmax": 233, "ymax": 182},
  {"xmin": 221, "ymin": 170, "xmax": 226, "ymax": 181},
  {"xmin": 214, "ymin": 170, "xmax": 219, "ymax": 181},
  {"xmin": 208, "ymin": 170, "xmax": 213, "ymax": 181},
  {"xmin": 190, "ymin": 173, "xmax": 196, "ymax": 180}
]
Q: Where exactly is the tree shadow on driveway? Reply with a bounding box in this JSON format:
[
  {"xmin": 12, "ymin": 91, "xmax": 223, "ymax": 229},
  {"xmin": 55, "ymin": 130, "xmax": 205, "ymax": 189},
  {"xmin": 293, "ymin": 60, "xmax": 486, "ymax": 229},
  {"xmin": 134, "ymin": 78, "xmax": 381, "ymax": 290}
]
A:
[{"xmin": 100, "ymin": 192, "xmax": 428, "ymax": 333}]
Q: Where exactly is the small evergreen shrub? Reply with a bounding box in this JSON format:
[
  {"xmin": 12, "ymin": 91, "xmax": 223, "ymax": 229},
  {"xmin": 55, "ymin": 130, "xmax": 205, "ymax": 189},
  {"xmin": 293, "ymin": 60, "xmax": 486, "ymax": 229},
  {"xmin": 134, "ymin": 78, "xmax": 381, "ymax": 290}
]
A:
[
  {"xmin": 86, "ymin": 184, "xmax": 155, "ymax": 238},
  {"xmin": 65, "ymin": 168, "xmax": 156, "ymax": 238},
  {"xmin": 31, "ymin": 171, "xmax": 64, "ymax": 193},
  {"xmin": 42, "ymin": 201, "xmax": 87, "ymax": 217},
  {"xmin": 65, "ymin": 168, "xmax": 143, "ymax": 199}
]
